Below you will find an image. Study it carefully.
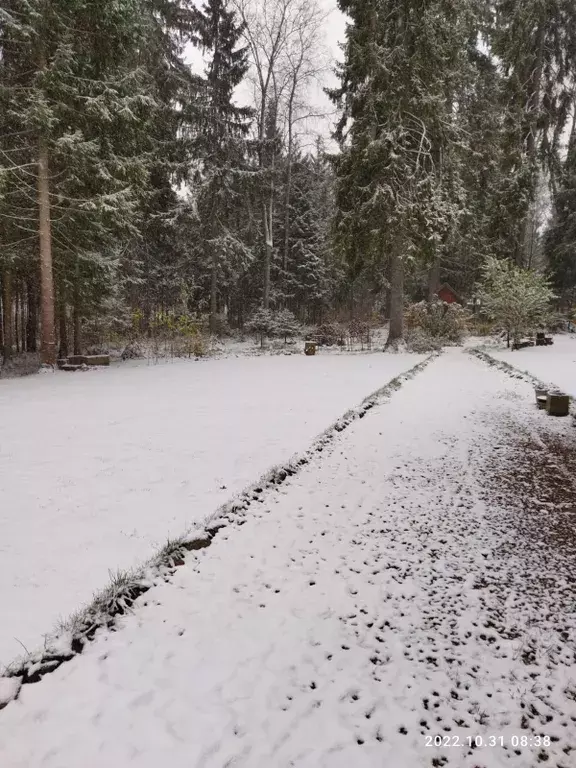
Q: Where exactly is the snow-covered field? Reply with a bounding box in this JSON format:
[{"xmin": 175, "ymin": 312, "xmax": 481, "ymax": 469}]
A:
[
  {"xmin": 1, "ymin": 350, "xmax": 575, "ymax": 767},
  {"xmin": 489, "ymin": 333, "xmax": 576, "ymax": 395},
  {"xmin": 0, "ymin": 352, "xmax": 422, "ymax": 666}
]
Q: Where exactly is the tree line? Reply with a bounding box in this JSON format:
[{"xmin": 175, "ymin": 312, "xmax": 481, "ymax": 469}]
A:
[
  {"xmin": 331, "ymin": 0, "xmax": 576, "ymax": 348},
  {"xmin": 1, "ymin": 0, "xmax": 576, "ymax": 365}
]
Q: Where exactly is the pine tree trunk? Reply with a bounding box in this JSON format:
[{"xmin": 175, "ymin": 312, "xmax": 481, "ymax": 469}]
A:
[
  {"xmin": 73, "ymin": 267, "xmax": 82, "ymax": 355},
  {"xmin": 263, "ymin": 201, "xmax": 272, "ymax": 309},
  {"xmin": 20, "ymin": 284, "xmax": 26, "ymax": 352},
  {"xmin": 58, "ymin": 298, "xmax": 69, "ymax": 359},
  {"xmin": 2, "ymin": 267, "xmax": 13, "ymax": 362},
  {"xmin": 283, "ymin": 81, "xmax": 296, "ymax": 275},
  {"xmin": 26, "ymin": 276, "xmax": 38, "ymax": 353},
  {"xmin": 14, "ymin": 287, "xmax": 20, "ymax": 353},
  {"xmin": 385, "ymin": 246, "xmax": 404, "ymax": 350},
  {"xmin": 282, "ymin": 162, "xmax": 292, "ymax": 278},
  {"xmin": 38, "ymin": 133, "xmax": 56, "ymax": 366},
  {"xmin": 209, "ymin": 247, "xmax": 218, "ymax": 334},
  {"xmin": 520, "ymin": 21, "xmax": 546, "ymax": 267}
]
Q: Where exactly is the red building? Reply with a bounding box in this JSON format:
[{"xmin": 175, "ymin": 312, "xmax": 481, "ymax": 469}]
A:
[{"xmin": 436, "ymin": 283, "xmax": 462, "ymax": 304}]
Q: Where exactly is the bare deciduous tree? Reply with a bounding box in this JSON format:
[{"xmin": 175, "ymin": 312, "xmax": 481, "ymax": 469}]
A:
[{"xmin": 233, "ymin": 0, "xmax": 330, "ymax": 308}]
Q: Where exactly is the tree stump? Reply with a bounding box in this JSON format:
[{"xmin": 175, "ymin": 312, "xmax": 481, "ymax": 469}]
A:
[
  {"xmin": 535, "ymin": 387, "xmax": 548, "ymax": 408},
  {"xmin": 546, "ymin": 393, "xmax": 569, "ymax": 417},
  {"xmin": 304, "ymin": 342, "xmax": 317, "ymax": 356}
]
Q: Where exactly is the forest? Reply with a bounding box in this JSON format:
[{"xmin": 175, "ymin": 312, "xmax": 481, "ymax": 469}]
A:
[{"xmin": 1, "ymin": 0, "xmax": 576, "ymax": 366}]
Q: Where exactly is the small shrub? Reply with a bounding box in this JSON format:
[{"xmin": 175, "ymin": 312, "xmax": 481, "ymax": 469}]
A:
[
  {"xmin": 121, "ymin": 342, "xmax": 144, "ymax": 360},
  {"xmin": 405, "ymin": 329, "xmax": 444, "ymax": 353},
  {"xmin": 314, "ymin": 321, "xmax": 344, "ymax": 346},
  {"xmin": 348, "ymin": 319, "xmax": 372, "ymax": 350},
  {"xmin": 468, "ymin": 319, "xmax": 496, "ymax": 337},
  {"xmin": 274, "ymin": 309, "xmax": 301, "ymax": 343},
  {"xmin": 405, "ymin": 300, "xmax": 468, "ymax": 343},
  {"xmin": 246, "ymin": 308, "xmax": 277, "ymax": 347},
  {"xmin": 192, "ymin": 337, "xmax": 207, "ymax": 357}
]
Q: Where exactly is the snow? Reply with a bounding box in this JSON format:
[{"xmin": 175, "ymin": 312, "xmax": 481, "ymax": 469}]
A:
[
  {"xmin": 0, "ymin": 351, "xmax": 423, "ymax": 667},
  {"xmin": 0, "ymin": 677, "xmax": 20, "ymax": 708},
  {"xmin": 489, "ymin": 333, "xmax": 576, "ymax": 395},
  {"xmin": 1, "ymin": 349, "xmax": 575, "ymax": 766}
]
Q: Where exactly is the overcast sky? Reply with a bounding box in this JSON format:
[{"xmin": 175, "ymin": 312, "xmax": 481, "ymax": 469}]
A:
[{"xmin": 185, "ymin": 0, "xmax": 347, "ymax": 148}]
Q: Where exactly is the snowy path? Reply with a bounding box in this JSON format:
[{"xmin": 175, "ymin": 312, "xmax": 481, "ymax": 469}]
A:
[
  {"xmin": 1, "ymin": 350, "xmax": 576, "ymax": 767},
  {"xmin": 0, "ymin": 353, "xmax": 422, "ymax": 665}
]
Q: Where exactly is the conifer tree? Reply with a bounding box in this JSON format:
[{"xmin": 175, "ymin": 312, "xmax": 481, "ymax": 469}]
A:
[
  {"xmin": 491, "ymin": 0, "xmax": 576, "ymax": 265},
  {"xmin": 329, "ymin": 0, "xmax": 477, "ymax": 348},
  {"xmin": 191, "ymin": 0, "xmax": 252, "ymax": 332},
  {"xmin": 1, "ymin": 0, "xmax": 159, "ymax": 363},
  {"xmin": 545, "ymin": 112, "xmax": 576, "ymax": 306}
]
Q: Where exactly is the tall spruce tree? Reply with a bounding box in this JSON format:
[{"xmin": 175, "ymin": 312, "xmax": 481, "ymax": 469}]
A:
[
  {"xmin": 1, "ymin": 0, "xmax": 159, "ymax": 363},
  {"xmin": 191, "ymin": 0, "xmax": 252, "ymax": 332},
  {"xmin": 329, "ymin": 0, "xmax": 477, "ymax": 348},
  {"xmin": 491, "ymin": 0, "xmax": 576, "ymax": 265},
  {"xmin": 278, "ymin": 149, "xmax": 339, "ymax": 322},
  {"xmin": 545, "ymin": 112, "xmax": 576, "ymax": 306}
]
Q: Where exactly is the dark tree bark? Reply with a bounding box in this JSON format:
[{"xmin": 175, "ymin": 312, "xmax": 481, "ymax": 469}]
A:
[
  {"xmin": 26, "ymin": 277, "xmax": 38, "ymax": 353},
  {"xmin": 209, "ymin": 246, "xmax": 218, "ymax": 334},
  {"xmin": 2, "ymin": 267, "xmax": 13, "ymax": 362},
  {"xmin": 38, "ymin": 133, "xmax": 57, "ymax": 366},
  {"xmin": 263, "ymin": 202, "xmax": 272, "ymax": 310},
  {"xmin": 73, "ymin": 269, "xmax": 82, "ymax": 355},
  {"xmin": 58, "ymin": 298, "xmax": 69, "ymax": 359},
  {"xmin": 14, "ymin": 286, "xmax": 20, "ymax": 353},
  {"xmin": 385, "ymin": 245, "xmax": 404, "ymax": 350}
]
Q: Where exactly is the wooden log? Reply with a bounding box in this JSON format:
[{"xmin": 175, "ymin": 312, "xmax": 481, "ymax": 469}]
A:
[
  {"xmin": 85, "ymin": 355, "xmax": 110, "ymax": 366},
  {"xmin": 546, "ymin": 393, "xmax": 570, "ymax": 417},
  {"xmin": 67, "ymin": 355, "xmax": 88, "ymax": 365},
  {"xmin": 60, "ymin": 363, "xmax": 84, "ymax": 372}
]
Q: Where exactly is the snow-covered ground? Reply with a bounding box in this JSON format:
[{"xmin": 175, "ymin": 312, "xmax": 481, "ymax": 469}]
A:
[
  {"xmin": 0, "ymin": 352, "xmax": 422, "ymax": 666},
  {"xmin": 489, "ymin": 333, "xmax": 576, "ymax": 395},
  {"xmin": 2, "ymin": 349, "xmax": 575, "ymax": 767}
]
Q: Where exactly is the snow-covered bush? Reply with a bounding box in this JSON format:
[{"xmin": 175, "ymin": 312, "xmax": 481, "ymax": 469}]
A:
[
  {"xmin": 467, "ymin": 318, "xmax": 496, "ymax": 337},
  {"xmin": 348, "ymin": 319, "xmax": 372, "ymax": 349},
  {"xmin": 314, "ymin": 321, "xmax": 344, "ymax": 347},
  {"xmin": 476, "ymin": 257, "xmax": 555, "ymax": 346},
  {"xmin": 405, "ymin": 329, "xmax": 445, "ymax": 353},
  {"xmin": 246, "ymin": 308, "xmax": 277, "ymax": 347},
  {"xmin": 274, "ymin": 309, "xmax": 301, "ymax": 343},
  {"xmin": 405, "ymin": 300, "xmax": 468, "ymax": 343},
  {"xmin": 121, "ymin": 342, "xmax": 144, "ymax": 360}
]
